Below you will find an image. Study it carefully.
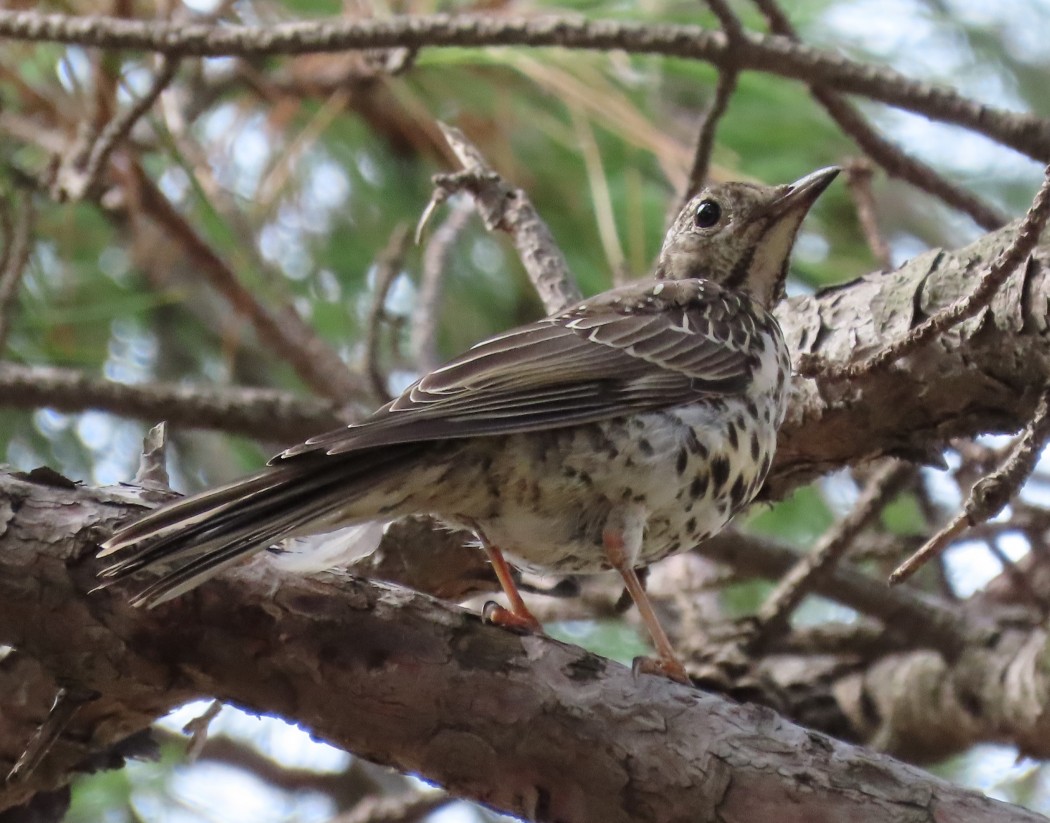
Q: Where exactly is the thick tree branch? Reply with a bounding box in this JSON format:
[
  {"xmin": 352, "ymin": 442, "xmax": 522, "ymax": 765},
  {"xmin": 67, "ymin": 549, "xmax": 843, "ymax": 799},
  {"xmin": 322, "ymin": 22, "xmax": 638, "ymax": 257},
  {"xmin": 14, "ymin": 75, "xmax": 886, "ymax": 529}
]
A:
[
  {"xmin": 801, "ymin": 165, "xmax": 1050, "ymax": 382},
  {"xmin": 771, "ymin": 218, "xmax": 1050, "ymax": 495},
  {"xmin": 0, "ymin": 471, "xmax": 1044, "ymax": 822},
  {"xmin": 0, "ymin": 11, "xmax": 1047, "ymax": 162}
]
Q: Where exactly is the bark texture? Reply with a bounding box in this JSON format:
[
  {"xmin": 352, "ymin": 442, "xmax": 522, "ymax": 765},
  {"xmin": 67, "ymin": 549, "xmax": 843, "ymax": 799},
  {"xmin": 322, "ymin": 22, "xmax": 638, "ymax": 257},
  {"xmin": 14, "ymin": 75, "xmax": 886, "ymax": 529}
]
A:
[
  {"xmin": 772, "ymin": 220, "xmax": 1050, "ymax": 494},
  {"xmin": 0, "ymin": 471, "xmax": 1045, "ymax": 823}
]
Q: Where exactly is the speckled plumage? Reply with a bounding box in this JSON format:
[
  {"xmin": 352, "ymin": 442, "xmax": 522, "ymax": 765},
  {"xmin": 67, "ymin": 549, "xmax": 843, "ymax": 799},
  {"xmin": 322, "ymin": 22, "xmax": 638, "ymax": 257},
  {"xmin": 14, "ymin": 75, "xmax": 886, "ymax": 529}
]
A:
[{"xmin": 99, "ymin": 167, "xmax": 838, "ymax": 677}]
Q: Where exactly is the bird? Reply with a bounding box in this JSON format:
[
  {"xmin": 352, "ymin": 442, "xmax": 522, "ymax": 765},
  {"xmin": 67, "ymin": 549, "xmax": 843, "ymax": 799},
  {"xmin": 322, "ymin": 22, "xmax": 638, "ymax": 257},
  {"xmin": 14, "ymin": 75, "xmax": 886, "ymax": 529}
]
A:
[{"xmin": 98, "ymin": 166, "xmax": 839, "ymax": 684}]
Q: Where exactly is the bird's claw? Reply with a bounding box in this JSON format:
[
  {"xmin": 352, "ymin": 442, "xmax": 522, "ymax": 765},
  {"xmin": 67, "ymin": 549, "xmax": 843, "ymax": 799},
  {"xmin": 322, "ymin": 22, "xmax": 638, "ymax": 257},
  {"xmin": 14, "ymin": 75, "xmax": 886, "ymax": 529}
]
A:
[
  {"xmin": 482, "ymin": 600, "xmax": 542, "ymax": 634},
  {"xmin": 631, "ymin": 654, "xmax": 692, "ymax": 686}
]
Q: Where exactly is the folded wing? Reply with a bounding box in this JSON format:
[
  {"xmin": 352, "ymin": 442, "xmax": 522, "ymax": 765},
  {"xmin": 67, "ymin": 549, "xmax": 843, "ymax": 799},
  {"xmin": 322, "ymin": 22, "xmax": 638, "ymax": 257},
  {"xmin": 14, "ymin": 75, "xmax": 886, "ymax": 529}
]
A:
[{"xmin": 280, "ymin": 279, "xmax": 758, "ymax": 460}]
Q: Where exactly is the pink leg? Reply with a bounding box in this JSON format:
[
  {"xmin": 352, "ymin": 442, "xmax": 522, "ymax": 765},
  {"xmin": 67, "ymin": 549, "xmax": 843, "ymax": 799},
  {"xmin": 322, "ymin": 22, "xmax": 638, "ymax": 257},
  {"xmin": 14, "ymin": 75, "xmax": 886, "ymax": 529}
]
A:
[
  {"xmin": 470, "ymin": 521, "xmax": 542, "ymax": 633},
  {"xmin": 603, "ymin": 527, "xmax": 690, "ymax": 685}
]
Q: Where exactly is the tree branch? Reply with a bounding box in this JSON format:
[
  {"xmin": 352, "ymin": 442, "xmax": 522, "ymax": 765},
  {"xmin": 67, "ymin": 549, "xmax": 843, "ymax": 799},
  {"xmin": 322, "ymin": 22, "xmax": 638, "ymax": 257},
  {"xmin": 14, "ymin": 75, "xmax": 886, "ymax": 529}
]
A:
[
  {"xmin": 0, "ymin": 471, "xmax": 1044, "ymax": 822},
  {"xmin": 750, "ymin": 0, "xmax": 1008, "ymax": 230},
  {"xmin": 428, "ymin": 123, "xmax": 581, "ymax": 313},
  {"xmin": 773, "ymin": 216, "xmax": 1050, "ymax": 496},
  {"xmin": 0, "ymin": 11, "xmax": 1047, "ymax": 162},
  {"xmin": 0, "ymin": 361, "xmax": 344, "ymax": 443}
]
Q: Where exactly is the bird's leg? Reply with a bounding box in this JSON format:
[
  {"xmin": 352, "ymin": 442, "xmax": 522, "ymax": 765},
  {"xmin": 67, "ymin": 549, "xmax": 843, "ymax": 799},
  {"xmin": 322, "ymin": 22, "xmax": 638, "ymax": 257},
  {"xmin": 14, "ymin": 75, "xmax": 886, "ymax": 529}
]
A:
[
  {"xmin": 602, "ymin": 527, "xmax": 691, "ymax": 685},
  {"xmin": 467, "ymin": 520, "xmax": 542, "ymax": 633}
]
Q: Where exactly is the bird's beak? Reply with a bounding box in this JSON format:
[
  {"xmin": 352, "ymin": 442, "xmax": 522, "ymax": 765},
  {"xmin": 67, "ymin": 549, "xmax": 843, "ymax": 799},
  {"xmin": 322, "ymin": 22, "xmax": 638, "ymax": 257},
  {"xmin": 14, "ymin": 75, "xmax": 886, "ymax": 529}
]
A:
[
  {"xmin": 740, "ymin": 166, "xmax": 840, "ymax": 308},
  {"xmin": 766, "ymin": 166, "xmax": 841, "ymax": 218}
]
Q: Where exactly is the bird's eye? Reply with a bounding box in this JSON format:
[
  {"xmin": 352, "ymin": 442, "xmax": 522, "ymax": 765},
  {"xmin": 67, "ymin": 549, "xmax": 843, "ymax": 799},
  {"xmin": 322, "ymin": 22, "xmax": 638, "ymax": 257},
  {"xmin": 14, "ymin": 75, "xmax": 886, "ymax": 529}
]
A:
[{"xmin": 694, "ymin": 199, "xmax": 722, "ymax": 229}]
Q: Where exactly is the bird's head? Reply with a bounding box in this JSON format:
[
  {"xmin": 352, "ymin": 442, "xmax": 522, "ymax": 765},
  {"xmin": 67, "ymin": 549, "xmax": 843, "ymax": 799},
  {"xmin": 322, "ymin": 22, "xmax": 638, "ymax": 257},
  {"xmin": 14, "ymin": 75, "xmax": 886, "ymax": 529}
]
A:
[{"xmin": 657, "ymin": 167, "xmax": 839, "ymax": 308}]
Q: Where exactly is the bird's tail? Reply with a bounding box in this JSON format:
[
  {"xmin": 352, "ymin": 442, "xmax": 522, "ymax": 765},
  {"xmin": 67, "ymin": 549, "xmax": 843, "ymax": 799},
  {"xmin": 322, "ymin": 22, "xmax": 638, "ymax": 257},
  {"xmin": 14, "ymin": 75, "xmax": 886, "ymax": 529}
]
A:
[{"xmin": 97, "ymin": 447, "xmax": 417, "ymax": 608}]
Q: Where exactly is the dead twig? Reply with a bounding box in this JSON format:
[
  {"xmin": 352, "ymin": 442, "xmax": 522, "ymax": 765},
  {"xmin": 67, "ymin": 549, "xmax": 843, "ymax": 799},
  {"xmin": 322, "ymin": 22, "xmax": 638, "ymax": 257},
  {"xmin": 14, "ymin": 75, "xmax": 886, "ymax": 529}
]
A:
[
  {"xmin": 182, "ymin": 699, "xmax": 224, "ymax": 761},
  {"xmin": 679, "ymin": 0, "xmax": 742, "ymax": 206},
  {"xmin": 6, "ymin": 686, "xmax": 100, "ymax": 783},
  {"xmin": 891, "ymin": 388, "xmax": 1050, "ymax": 584},
  {"xmin": 844, "ymin": 158, "xmax": 892, "ymax": 270},
  {"xmin": 411, "ymin": 197, "xmax": 472, "ymax": 371},
  {"xmin": 746, "ymin": 460, "xmax": 913, "ymax": 651},
  {"xmin": 425, "ymin": 122, "xmax": 581, "ymax": 314},
  {"xmin": 132, "ymin": 421, "xmax": 171, "ymax": 490},
  {"xmin": 56, "ymin": 56, "xmax": 180, "ymax": 201}
]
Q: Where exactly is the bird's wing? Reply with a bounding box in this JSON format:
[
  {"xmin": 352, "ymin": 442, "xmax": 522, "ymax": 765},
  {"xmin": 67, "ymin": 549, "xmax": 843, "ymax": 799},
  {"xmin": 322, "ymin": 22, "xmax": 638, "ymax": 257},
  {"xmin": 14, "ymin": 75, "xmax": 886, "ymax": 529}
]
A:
[{"xmin": 278, "ymin": 279, "xmax": 766, "ymax": 461}]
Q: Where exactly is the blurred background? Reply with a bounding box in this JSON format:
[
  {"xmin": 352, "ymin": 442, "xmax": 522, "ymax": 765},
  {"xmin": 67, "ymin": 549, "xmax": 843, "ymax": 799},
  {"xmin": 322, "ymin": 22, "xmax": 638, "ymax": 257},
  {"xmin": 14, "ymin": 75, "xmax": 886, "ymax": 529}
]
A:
[{"xmin": 1, "ymin": 0, "xmax": 1049, "ymax": 820}]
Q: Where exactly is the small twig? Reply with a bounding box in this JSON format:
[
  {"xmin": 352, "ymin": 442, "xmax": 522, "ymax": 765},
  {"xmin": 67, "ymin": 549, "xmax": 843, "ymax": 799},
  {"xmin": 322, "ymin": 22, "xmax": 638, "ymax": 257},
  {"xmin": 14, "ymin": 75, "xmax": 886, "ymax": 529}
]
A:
[
  {"xmin": 844, "ymin": 158, "xmax": 892, "ymax": 270},
  {"xmin": 182, "ymin": 699, "xmax": 224, "ymax": 761},
  {"xmin": 679, "ymin": 0, "xmax": 742, "ymax": 205},
  {"xmin": 58, "ymin": 56, "xmax": 180, "ymax": 201},
  {"xmin": 411, "ymin": 197, "xmax": 472, "ymax": 371},
  {"xmin": 364, "ymin": 224, "xmax": 411, "ymax": 403},
  {"xmin": 750, "ymin": 0, "xmax": 1007, "ymax": 231},
  {"xmin": 891, "ymin": 388, "xmax": 1050, "ymax": 584},
  {"xmin": 681, "ymin": 68, "xmax": 737, "ymax": 203},
  {"xmin": 800, "ymin": 164, "xmax": 1050, "ymax": 381},
  {"xmin": 746, "ymin": 460, "xmax": 912, "ymax": 650},
  {"xmin": 430, "ymin": 122, "xmax": 581, "ymax": 314},
  {"xmin": 257, "ymin": 85, "xmax": 351, "ymax": 212},
  {"xmin": 0, "ymin": 192, "xmax": 34, "ymax": 352},
  {"xmin": 6, "ymin": 686, "xmax": 100, "ymax": 783},
  {"xmin": 984, "ymin": 536, "xmax": 1050, "ymax": 617}
]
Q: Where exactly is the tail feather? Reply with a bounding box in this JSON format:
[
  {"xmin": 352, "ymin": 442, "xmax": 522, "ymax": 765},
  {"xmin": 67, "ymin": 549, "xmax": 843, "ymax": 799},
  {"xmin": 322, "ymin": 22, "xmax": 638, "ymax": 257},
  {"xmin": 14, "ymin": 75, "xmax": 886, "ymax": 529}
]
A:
[
  {"xmin": 98, "ymin": 467, "xmax": 301, "ymax": 557},
  {"xmin": 99, "ymin": 446, "xmax": 421, "ymax": 607}
]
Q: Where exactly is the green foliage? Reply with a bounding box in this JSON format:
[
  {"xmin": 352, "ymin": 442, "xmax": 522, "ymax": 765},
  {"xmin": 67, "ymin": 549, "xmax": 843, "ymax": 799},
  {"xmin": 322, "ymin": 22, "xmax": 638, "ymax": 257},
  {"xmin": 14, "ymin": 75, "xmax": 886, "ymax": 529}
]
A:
[
  {"xmin": 746, "ymin": 484, "xmax": 835, "ymax": 547},
  {"xmin": 881, "ymin": 491, "xmax": 928, "ymax": 536},
  {"xmin": 67, "ymin": 740, "xmax": 185, "ymax": 823},
  {"xmin": 545, "ymin": 619, "xmax": 651, "ymax": 663}
]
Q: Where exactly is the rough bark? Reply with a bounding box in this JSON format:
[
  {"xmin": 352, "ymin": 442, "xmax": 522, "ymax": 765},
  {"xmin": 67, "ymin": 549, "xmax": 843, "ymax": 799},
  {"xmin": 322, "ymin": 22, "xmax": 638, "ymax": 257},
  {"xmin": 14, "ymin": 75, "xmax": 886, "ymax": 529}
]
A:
[
  {"xmin": 772, "ymin": 219, "xmax": 1050, "ymax": 495},
  {"xmin": 0, "ymin": 471, "xmax": 1045, "ymax": 823}
]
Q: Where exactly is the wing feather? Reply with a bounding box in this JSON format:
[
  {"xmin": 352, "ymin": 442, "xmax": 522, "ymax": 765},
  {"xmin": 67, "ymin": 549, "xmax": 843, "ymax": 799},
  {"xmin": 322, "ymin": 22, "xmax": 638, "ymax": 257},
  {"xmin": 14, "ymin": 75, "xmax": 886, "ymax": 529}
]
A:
[{"xmin": 278, "ymin": 279, "xmax": 762, "ymax": 461}]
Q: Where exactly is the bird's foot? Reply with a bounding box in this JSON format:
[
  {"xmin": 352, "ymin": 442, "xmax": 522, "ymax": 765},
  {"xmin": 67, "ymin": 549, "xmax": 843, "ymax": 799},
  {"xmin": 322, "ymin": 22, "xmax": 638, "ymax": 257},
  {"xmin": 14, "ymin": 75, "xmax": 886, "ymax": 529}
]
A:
[
  {"xmin": 632, "ymin": 654, "xmax": 692, "ymax": 686},
  {"xmin": 483, "ymin": 600, "xmax": 542, "ymax": 634}
]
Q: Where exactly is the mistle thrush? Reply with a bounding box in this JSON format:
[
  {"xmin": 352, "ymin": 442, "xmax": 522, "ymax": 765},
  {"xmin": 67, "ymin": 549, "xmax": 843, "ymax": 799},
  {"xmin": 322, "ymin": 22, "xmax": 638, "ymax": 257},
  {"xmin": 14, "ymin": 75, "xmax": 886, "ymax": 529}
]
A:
[{"xmin": 99, "ymin": 166, "xmax": 839, "ymax": 683}]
